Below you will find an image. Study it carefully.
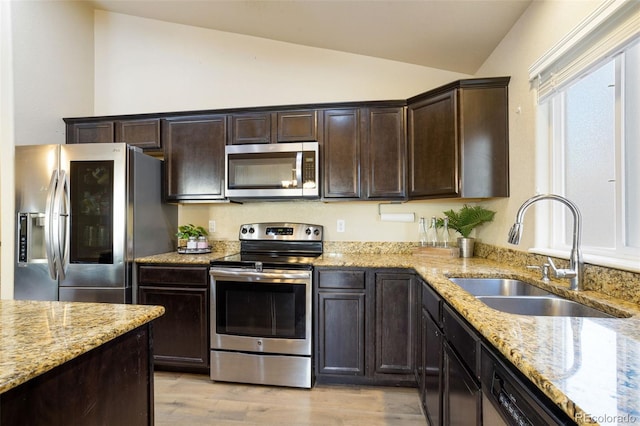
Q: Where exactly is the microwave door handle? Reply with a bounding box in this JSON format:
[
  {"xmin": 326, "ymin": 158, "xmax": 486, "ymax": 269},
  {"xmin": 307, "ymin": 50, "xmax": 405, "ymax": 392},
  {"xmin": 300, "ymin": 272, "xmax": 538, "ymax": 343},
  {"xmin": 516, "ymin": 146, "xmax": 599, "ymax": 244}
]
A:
[
  {"xmin": 44, "ymin": 170, "xmax": 58, "ymax": 280},
  {"xmin": 295, "ymin": 151, "xmax": 303, "ymax": 189}
]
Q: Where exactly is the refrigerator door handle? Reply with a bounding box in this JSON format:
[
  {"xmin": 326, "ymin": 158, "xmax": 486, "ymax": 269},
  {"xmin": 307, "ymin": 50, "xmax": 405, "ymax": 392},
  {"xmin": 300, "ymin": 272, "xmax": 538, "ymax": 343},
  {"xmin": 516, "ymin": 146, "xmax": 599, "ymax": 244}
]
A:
[
  {"xmin": 44, "ymin": 170, "xmax": 59, "ymax": 280},
  {"xmin": 52, "ymin": 169, "xmax": 70, "ymax": 281}
]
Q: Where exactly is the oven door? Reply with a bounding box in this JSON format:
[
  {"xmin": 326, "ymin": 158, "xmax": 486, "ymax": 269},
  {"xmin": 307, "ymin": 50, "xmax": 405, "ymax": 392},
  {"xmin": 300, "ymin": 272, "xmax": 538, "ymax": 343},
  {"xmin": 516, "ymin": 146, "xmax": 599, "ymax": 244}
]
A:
[{"xmin": 210, "ymin": 267, "xmax": 312, "ymax": 356}]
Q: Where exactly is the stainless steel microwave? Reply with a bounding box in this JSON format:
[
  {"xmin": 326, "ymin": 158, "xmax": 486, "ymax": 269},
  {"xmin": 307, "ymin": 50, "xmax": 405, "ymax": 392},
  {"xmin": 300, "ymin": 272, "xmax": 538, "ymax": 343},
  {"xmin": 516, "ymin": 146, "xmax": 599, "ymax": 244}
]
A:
[{"xmin": 225, "ymin": 142, "xmax": 319, "ymax": 199}]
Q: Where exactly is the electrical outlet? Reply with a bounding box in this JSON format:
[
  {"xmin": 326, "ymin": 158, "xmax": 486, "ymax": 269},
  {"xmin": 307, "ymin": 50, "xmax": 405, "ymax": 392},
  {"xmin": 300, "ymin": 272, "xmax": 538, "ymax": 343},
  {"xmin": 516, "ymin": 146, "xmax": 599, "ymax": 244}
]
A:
[
  {"xmin": 337, "ymin": 219, "xmax": 345, "ymax": 233},
  {"xmin": 208, "ymin": 220, "xmax": 216, "ymax": 233}
]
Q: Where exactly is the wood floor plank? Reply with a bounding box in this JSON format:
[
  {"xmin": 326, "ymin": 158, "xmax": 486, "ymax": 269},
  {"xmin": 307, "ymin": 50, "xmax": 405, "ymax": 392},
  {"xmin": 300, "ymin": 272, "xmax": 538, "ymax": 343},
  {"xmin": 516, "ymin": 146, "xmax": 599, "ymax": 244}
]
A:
[{"xmin": 154, "ymin": 372, "xmax": 426, "ymax": 425}]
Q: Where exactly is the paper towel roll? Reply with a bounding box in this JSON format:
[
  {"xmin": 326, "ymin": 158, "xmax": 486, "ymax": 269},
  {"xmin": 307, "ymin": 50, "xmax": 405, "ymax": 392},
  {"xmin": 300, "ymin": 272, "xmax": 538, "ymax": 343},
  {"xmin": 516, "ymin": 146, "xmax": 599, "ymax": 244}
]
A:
[{"xmin": 380, "ymin": 213, "xmax": 415, "ymax": 222}]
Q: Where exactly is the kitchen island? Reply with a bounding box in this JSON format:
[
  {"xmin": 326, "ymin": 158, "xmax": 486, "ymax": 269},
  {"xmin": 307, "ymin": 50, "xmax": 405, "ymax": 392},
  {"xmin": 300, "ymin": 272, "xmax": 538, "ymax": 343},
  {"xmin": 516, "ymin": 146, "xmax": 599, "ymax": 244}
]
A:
[
  {"xmin": 0, "ymin": 300, "xmax": 164, "ymax": 425},
  {"xmin": 137, "ymin": 245, "xmax": 640, "ymax": 425}
]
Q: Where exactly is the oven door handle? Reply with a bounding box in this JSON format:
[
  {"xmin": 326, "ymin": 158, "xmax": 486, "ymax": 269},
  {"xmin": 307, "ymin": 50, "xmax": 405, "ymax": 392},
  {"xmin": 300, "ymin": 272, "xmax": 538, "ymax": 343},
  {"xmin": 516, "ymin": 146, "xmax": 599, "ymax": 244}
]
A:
[{"xmin": 210, "ymin": 269, "xmax": 312, "ymax": 280}]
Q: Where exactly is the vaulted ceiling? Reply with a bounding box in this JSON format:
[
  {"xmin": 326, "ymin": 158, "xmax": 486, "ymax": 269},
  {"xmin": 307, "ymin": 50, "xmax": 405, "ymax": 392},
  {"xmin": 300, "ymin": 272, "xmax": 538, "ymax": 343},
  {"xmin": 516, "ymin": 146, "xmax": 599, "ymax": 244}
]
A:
[{"xmin": 89, "ymin": 0, "xmax": 532, "ymax": 75}]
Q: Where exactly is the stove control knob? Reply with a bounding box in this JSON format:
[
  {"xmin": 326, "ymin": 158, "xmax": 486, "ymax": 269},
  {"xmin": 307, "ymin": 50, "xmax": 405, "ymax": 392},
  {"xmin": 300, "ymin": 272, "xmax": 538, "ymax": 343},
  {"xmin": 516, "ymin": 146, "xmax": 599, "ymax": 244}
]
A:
[
  {"xmin": 314, "ymin": 229, "xmax": 320, "ymax": 236},
  {"xmin": 305, "ymin": 228, "xmax": 312, "ymax": 235},
  {"xmin": 241, "ymin": 227, "xmax": 248, "ymax": 234},
  {"xmin": 248, "ymin": 227, "xmax": 255, "ymax": 234}
]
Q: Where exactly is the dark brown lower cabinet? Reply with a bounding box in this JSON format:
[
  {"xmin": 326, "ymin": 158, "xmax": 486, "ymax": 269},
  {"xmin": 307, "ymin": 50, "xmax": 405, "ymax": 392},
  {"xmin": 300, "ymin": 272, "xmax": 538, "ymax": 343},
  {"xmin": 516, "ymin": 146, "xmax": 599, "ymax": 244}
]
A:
[
  {"xmin": 315, "ymin": 268, "xmax": 367, "ymax": 382},
  {"xmin": 443, "ymin": 341, "xmax": 482, "ymax": 426},
  {"xmin": 373, "ymin": 271, "xmax": 416, "ymax": 382},
  {"xmin": 317, "ymin": 291, "xmax": 366, "ymax": 376},
  {"xmin": 0, "ymin": 325, "xmax": 154, "ymax": 426},
  {"xmin": 422, "ymin": 306, "xmax": 443, "ymax": 425},
  {"xmin": 314, "ymin": 268, "xmax": 416, "ymax": 386},
  {"xmin": 138, "ymin": 265, "xmax": 209, "ymax": 373}
]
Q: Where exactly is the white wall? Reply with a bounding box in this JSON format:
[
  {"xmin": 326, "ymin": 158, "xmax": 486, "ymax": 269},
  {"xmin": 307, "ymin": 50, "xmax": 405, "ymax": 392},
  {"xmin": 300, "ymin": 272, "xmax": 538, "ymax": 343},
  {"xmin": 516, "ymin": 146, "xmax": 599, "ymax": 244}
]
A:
[
  {"xmin": 11, "ymin": 1, "xmax": 94, "ymax": 145},
  {"xmin": 92, "ymin": 10, "xmax": 477, "ymax": 243},
  {"xmin": 1, "ymin": 1, "xmax": 94, "ymax": 299},
  {"xmin": 1, "ymin": 0, "xmax": 15, "ymax": 299},
  {"xmin": 473, "ymin": 0, "xmax": 600, "ymax": 249},
  {"xmin": 93, "ymin": 11, "xmax": 469, "ymax": 115},
  {"xmin": 93, "ymin": 3, "xmax": 600, "ymax": 248}
]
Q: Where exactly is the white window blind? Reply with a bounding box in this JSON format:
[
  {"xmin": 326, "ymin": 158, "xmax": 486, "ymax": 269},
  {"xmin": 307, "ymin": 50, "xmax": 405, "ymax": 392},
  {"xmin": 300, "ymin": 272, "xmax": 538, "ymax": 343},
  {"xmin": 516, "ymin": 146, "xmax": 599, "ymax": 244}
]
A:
[{"xmin": 529, "ymin": 0, "xmax": 640, "ymax": 104}]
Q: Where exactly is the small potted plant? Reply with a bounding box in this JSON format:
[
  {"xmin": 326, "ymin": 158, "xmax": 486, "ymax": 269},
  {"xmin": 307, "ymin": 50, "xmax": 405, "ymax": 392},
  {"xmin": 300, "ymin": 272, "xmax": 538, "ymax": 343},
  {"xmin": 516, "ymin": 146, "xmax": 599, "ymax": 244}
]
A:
[
  {"xmin": 438, "ymin": 204, "xmax": 496, "ymax": 257},
  {"xmin": 176, "ymin": 224, "xmax": 208, "ymax": 250}
]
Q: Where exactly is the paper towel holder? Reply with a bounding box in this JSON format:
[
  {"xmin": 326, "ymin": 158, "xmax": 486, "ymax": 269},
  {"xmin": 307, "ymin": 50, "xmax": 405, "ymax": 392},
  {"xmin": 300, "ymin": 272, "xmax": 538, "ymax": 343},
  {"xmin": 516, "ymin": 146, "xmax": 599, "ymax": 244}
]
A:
[{"xmin": 378, "ymin": 202, "xmax": 415, "ymax": 222}]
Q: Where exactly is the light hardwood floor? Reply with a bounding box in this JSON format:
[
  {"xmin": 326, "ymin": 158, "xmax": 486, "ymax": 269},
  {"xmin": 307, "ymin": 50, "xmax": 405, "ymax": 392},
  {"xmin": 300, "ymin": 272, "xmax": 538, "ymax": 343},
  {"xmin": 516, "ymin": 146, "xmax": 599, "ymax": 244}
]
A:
[{"xmin": 154, "ymin": 371, "xmax": 426, "ymax": 425}]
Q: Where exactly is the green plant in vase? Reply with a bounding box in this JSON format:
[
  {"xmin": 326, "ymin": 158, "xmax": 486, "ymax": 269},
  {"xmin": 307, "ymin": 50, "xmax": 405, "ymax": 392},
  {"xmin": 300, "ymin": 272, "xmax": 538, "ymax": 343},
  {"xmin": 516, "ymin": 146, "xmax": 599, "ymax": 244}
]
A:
[
  {"xmin": 176, "ymin": 224, "xmax": 208, "ymax": 249},
  {"xmin": 438, "ymin": 205, "xmax": 496, "ymax": 257}
]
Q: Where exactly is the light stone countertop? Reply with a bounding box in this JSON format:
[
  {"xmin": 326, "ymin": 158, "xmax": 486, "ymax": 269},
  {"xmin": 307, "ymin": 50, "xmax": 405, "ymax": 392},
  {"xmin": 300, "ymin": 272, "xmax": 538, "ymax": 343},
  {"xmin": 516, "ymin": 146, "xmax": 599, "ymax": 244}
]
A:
[
  {"xmin": 137, "ymin": 249, "xmax": 640, "ymax": 425},
  {"xmin": 0, "ymin": 300, "xmax": 164, "ymax": 394}
]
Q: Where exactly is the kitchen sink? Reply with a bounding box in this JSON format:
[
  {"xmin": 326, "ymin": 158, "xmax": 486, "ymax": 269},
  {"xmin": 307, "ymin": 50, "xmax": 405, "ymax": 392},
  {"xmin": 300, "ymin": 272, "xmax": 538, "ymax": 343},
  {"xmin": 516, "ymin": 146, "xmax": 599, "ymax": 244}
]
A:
[
  {"xmin": 449, "ymin": 277, "xmax": 629, "ymax": 318},
  {"xmin": 448, "ymin": 277, "xmax": 554, "ymax": 297},
  {"xmin": 476, "ymin": 296, "xmax": 616, "ymax": 318}
]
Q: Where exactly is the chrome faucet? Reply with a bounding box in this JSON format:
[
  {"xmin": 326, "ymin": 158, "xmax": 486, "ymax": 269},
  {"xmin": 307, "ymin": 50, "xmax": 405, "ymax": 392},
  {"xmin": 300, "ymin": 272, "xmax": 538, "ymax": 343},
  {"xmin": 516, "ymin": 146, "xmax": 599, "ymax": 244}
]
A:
[{"xmin": 508, "ymin": 194, "xmax": 584, "ymax": 291}]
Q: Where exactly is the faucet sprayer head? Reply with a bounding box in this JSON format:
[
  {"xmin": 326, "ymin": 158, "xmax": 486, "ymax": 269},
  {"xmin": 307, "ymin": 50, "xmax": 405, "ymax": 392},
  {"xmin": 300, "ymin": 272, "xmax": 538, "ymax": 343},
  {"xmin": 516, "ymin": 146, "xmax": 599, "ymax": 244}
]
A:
[{"xmin": 508, "ymin": 223, "xmax": 522, "ymax": 245}]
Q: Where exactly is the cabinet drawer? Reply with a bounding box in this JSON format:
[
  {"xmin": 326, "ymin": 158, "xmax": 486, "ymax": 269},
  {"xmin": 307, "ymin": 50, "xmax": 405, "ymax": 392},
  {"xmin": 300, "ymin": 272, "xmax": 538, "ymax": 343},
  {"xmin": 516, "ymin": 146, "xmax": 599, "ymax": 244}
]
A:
[
  {"xmin": 442, "ymin": 304, "xmax": 479, "ymax": 379},
  {"xmin": 422, "ymin": 282, "xmax": 441, "ymax": 324},
  {"xmin": 317, "ymin": 269, "xmax": 365, "ymax": 289},
  {"xmin": 138, "ymin": 265, "xmax": 208, "ymax": 286}
]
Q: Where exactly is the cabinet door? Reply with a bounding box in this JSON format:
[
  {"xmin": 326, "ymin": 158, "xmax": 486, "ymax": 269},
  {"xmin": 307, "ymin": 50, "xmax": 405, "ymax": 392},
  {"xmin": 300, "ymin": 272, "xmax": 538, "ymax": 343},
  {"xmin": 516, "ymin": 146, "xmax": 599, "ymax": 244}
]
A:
[
  {"xmin": 443, "ymin": 342, "xmax": 482, "ymax": 426},
  {"xmin": 408, "ymin": 90, "xmax": 458, "ymax": 198},
  {"xmin": 458, "ymin": 86, "xmax": 509, "ymax": 198},
  {"xmin": 139, "ymin": 285, "xmax": 209, "ymax": 372},
  {"xmin": 115, "ymin": 118, "xmax": 161, "ymax": 151},
  {"xmin": 163, "ymin": 114, "xmax": 226, "ymax": 201},
  {"xmin": 373, "ymin": 272, "xmax": 416, "ymax": 376},
  {"xmin": 423, "ymin": 308, "xmax": 443, "ymax": 426},
  {"xmin": 323, "ymin": 109, "xmax": 360, "ymax": 198},
  {"xmin": 138, "ymin": 264, "xmax": 209, "ymax": 373},
  {"xmin": 277, "ymin": 110, "xmax": 318, "ymax": 142},
  {"xmin": 362, "ymin": 107, "xmax": 406, "ymax": 199},
  {"xmin": 229, "ymin": 112, "xmax": 272, "ymax": 144},
  {"xmin": 66, "ymin": 121, "xmax": 114, "ymax": 144},
  {"xmin": 316, "ymin": 292, "xmax": 366, "ymax": 376}
]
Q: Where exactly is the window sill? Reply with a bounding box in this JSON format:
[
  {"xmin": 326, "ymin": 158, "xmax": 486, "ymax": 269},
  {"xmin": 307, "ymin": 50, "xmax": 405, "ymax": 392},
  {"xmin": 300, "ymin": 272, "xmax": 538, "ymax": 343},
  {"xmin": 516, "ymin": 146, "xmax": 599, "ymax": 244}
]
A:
[{"xmin": 529, "ymin": 248, "xmax": 640, "ymax": 274}]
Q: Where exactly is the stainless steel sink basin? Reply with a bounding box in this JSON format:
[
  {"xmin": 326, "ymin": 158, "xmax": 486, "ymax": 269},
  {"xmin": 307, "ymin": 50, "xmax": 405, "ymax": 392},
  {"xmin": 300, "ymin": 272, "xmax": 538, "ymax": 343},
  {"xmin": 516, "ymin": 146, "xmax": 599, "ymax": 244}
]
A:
[
  {"xmin": 476, "ymin": 296, "xmax": 616, "ymax": 318},
  {"xmin": 449, "ymin": 277, "xmax": 628, "ymax": 318},
  {"xmin": 448, "ymin": 277, "xmax": 554, "ymax": 297}
]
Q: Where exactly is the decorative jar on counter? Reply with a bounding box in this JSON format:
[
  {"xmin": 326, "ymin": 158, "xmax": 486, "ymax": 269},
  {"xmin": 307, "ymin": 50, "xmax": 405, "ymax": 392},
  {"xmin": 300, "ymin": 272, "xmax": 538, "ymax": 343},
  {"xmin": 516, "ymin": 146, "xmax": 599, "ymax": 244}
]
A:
[
  {"xmin": 197, "ymin": 236, "xmax": 208, "ymax": 249},
  {"xmin": 186, "ymin": 236, "xmax": 197, "ymax": 249}
]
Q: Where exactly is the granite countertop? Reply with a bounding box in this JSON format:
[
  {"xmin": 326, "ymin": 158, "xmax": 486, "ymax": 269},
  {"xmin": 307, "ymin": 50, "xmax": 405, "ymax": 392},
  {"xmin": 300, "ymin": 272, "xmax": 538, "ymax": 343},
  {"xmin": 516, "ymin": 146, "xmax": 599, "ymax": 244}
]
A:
[
  {"xmin": 137, "ymin": 249, "xmax": 640, "ymax": 425},
  {"xmin": 0, "ymin": 300, "xmax": 164, "ymax": 394}
]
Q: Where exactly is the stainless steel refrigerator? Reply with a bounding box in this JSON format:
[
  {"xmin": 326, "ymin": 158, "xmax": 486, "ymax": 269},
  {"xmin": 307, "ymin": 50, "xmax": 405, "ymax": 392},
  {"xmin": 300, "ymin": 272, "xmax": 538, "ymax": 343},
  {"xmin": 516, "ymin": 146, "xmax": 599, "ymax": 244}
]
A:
[{"xmin": 15, "ymin": 143, "xmax": 177, "ymax": 303}]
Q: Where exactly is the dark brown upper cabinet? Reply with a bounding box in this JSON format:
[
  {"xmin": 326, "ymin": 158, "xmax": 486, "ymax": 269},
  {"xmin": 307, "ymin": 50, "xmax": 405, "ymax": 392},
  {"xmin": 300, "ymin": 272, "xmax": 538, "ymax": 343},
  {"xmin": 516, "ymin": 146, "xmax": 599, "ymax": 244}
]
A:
[
  {"xmin": 229, "ymin": 112, "xmax": 271, "ymax": 144},
  {"xmin": 407, "ymin": 77, "xmax": 510, "ymax": 199},
  {"xmin": 323, "ymin": 105, "xmax": 406, "ymax": 201},
  {"xmin": 276, "ymin": 109, "xmax": 318, "ymax": 142},
  {"xmin": 361, "ymin": 107, "xmax": 406, "ymax": 200},
  {"xmin": 322, "ymin": 108, "xmax": 361, "ymax": 199},
  {"xmin": 115, "ymin": 118, "xmax": 161, "ymax": 151},
  {"xmin": 65, "ymin": 117, "xmax": 161, "ymax": 152},
  {"xmin": 229, "ymin": 109, "xmax": 318, "ymax": 144},
  {"xmin": 162, "ymin": 114, "xmax": 226, "ymax": 201},
  {"xmin": 65, "ymin": 120, "xmax": 114, "ymax": 144}
]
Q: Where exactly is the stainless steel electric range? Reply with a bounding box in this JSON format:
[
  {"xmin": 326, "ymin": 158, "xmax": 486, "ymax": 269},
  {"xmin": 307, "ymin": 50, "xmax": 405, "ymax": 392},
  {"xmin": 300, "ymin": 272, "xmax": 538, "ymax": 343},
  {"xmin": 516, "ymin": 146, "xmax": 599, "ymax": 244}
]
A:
[{"xmin": 209, "ymin": 222, "xmax": 323, "ymax": 389}]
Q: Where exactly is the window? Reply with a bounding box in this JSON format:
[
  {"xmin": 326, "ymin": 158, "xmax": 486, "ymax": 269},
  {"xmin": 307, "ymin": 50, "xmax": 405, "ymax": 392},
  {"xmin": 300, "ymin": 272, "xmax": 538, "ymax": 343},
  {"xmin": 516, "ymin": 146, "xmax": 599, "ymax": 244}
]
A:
[
  {"xmin": 547, "ymin": 41, "xmax": 639, "ymax": 265},
  {"xmin": 531, "ymin": 1, "xmax": 640, "ymax": 271}
]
